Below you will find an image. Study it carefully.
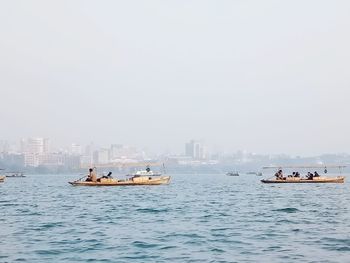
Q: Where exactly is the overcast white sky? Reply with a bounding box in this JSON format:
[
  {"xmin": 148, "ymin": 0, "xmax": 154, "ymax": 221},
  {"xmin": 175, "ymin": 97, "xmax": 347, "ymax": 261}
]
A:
[{"xmin": 0, "ymin": 1, "xmax": 349, "ymax": 155}]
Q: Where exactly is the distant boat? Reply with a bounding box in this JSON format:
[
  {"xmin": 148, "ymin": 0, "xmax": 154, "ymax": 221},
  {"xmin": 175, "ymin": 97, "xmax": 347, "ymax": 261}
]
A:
[
  {"xmin": 246, "ymin": 171, "xmax": 263, "ymax": 176},
  {"xmin": 5, "ymin": 172, "xmax": 25, "ymax": 178},
  {"xmin": 226, "ymin": 172, "xmax": 239, "ymax": 176}
]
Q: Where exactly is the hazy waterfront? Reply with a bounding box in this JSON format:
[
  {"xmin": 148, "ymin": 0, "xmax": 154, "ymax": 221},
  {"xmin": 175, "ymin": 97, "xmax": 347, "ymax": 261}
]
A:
[{"xmin": 1, "ymin": 174, "xmax": 349, "ymax": 263}]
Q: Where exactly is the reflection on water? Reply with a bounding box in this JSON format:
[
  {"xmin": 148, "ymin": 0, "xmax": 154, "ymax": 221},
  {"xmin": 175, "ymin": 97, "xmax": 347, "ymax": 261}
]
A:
[{"xmin": 1, "ymin": 174, "xmax": 349, "ymax": 262}]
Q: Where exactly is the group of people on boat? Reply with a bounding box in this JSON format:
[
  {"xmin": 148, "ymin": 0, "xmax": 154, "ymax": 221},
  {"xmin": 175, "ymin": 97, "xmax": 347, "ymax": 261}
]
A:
[
  {"xmin": 85, "ymin": 168, "xmax": 113, "ymax": 182},
  {"xmin": 274, "ymin": 170, "xmax": 321, "ymax": 180},
  {"xmin": 306, "ymin": 171, "xmax": 320, "ymax": 180}
]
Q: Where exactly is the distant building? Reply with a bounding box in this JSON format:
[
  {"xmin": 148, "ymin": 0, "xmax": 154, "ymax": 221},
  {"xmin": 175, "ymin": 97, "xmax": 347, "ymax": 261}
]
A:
[
  {"xmin": 185, "ymin": 140, "xmax": 207, "ymax": 160},
  {"xmin": 63, "ymin": 154, "xmax": 81, "ymax": 169},
  {"xmin": 109, "ymin": 144, "xmax": 141, "ymax": 160},
  {"xmin": 94, "ymin": 148, "xmax": 110, "ymax": 164},
  {"xmin": 0, "ymin": 140, "xmax": 10, "ymax": 153},
  {"xmin": 80, "ymin": 154, "xmax": 93, "ymax": 167},
  {"xmin": 110, "ymin": 144, "xmax": 123, "ymax": 159},
  {"xmin": 22, "ymin": 137, "xmax": 50, "ymax": 167},
  {"xmin": 70, "ymin": 143, "xmax": 82, "ymax": 155},
  {"xmin": 39, "ymin": 152, "xmax": 64, "ymax": 167},
  {"xmin": 24, "ymin": 137, "xmax": 50, "ymax": 154}
]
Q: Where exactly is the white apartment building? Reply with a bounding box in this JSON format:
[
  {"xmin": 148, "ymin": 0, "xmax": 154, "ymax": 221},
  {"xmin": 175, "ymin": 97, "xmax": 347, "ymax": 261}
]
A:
[{"xmin": 23, "ymin": 137, "xmax": 50, "ymax": 167}]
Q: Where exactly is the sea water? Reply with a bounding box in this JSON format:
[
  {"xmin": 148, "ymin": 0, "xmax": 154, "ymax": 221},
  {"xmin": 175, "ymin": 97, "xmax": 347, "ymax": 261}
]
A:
[{"xmin": 1, "ymin": 174, "xmax": 349, "ymax": 262}]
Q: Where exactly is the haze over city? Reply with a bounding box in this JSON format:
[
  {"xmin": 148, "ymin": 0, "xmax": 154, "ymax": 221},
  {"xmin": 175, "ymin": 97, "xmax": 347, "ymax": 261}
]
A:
[
  {"xmin": 1, "ymin": 1, "xmax": 350, "ymax": 155},
  {"xmin": 1, "ymin": 2, "xmax": 350, "ymax": 263}
]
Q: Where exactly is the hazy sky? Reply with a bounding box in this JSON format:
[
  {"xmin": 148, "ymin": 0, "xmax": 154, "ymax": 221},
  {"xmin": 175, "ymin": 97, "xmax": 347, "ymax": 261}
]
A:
[{"xmin": 0, "ymin": 1, "xmax": 350, "ymax": 155}]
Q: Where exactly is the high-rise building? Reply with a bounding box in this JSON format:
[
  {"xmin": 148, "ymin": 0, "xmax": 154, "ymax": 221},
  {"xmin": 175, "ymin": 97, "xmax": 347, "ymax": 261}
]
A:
[
  {"xmin": 70, "ymin": 143, "xmax": 82, "ymax": 155},
  {"xmin": 185, "ymin": 140, "xmax": 207, "ymax": 160},
  {"xmin": 23, "ymin": 137, "xmax": 50, "ymax": 167},
  {"xmin": 25, "ymin": 137, "xmax": 48, "ymax": 154}
]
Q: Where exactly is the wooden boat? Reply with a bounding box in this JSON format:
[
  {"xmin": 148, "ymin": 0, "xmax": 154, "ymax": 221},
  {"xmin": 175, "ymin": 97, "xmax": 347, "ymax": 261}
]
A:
[
  {"xmin": 261, "ymin": 165, "xmax": 346, "ymax": 184},
  {"xmin": 70, "ymin": 167, "xmax": 170, "ymax": 186},
  {"xmin": 261, "ymin": 176, "xmax": 345, "ymax": 184},
  {"xmin": 69, "ymin": 175, "xmax": 171, "ymax": 186},
  {"xmin": 0, "ymin": 176, "xmax": 5, "ymax": 182}
]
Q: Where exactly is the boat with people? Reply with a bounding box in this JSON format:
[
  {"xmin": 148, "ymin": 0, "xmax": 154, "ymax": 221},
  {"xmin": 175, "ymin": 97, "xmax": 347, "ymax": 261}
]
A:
[
  {"xmin": 69, "ymin": 167, "xmax": 170, "ymax": 186},
  {"xmin": 261, "ymin": 176, "xmax": 345, "ymax": 183},
  {"xmin": 261, "ymin": 165, "xmax": 346, "ymax": 184}
]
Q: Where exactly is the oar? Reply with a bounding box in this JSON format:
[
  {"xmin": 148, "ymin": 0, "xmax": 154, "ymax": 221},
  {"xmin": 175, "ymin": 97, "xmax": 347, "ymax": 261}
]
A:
[{"xmin": 76, "ymin": 174, "xmax": 88, "ymax": 182}]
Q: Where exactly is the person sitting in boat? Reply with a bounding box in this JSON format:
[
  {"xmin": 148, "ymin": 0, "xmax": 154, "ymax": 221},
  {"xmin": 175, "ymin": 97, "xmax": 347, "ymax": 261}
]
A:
[
  {"xmin": 275, "ymin": 170, "xmax": 284, "ymax": 180},
  {"xmin": 294, "ymin": 172, "xmax": 300, "ymax": 178},
  {"xmin": 101, "ymin": 172, "xmax": 113, "ymax": 179},
  {"xmin": 307, "ymin": 172, "xmax": 314, "ymax": 180},
  {"xmin": 314, "ymin": 171, "xmax": 320, "ymax": 177},
  {"xmin": 86, "ymin": 168, "xmax": 97, "ymax": 182}
]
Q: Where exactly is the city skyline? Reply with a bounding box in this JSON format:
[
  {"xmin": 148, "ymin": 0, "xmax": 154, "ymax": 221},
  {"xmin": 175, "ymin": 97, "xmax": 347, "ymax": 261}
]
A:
[
  {"xmin": 2, "ymin": 135, "xmax": 350, "ymax": 175},
  {"xmin": 1, "ymin": 136, "xmax": 350, "ymax": 158}
]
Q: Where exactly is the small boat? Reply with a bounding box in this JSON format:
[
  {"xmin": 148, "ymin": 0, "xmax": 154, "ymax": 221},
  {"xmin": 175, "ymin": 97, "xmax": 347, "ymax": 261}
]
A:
[
  {"xmin": 0, "ymin": 176, "xmax": 5, "ymax": 182},
  {"xmin": 5, "ymin": 172, "xmax": 25, "ymax": 178},
  {"xmin": 69, "ymin": 168, "xmax": 170, "ymax": 186},
  {"xmin": 246, "ymin": 171, "xmax": 263, "ymax": 176},
  {"xmin": 226, "ymin": 172, "xmax": 239, "ymax": 176},
  {"xmin": 261, "ymin": 176, "xmax": 345, "ymax": 184}
]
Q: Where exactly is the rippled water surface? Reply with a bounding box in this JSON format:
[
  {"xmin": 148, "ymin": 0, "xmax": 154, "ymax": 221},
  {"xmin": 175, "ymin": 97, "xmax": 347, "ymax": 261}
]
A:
[{"xmin": 1, "ymin": 174, "xmax": 349, "ymax": 262}]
